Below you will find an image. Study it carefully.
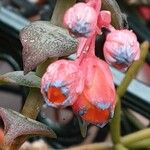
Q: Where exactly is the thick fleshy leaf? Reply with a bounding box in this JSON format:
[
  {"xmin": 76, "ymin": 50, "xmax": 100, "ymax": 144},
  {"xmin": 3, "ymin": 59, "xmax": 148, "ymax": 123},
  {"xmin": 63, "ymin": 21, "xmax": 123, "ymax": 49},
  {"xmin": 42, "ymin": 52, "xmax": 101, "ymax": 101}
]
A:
[
  {"xmin": 20, "ymin": 21, "xmax": 78, "ymax": 74},
  {"xmin": 0, "ymin": 107, "xmax": 56, "ymax": 147},
  {"xmin": 0, "ymin": 71, "xmax": 40, "ymax": 88}
]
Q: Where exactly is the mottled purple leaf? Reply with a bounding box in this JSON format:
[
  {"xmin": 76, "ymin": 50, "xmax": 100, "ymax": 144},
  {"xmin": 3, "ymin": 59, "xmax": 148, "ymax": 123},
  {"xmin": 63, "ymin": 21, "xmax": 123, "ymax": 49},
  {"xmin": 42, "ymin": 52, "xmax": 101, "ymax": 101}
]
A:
[
  {"xmin": 20, "ymin": 21, "xmax": 78, "ymax": 74},
  {"xmin": 0, "ymin": 107, "xmax": 56, "ymax": 147}
]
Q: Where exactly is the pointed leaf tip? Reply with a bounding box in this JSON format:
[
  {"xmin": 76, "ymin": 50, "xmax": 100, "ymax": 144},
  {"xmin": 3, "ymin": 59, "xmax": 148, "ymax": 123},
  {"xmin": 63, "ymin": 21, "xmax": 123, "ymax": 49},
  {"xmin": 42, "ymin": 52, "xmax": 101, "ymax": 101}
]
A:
[{"xmin": 0, "ymin": 107, "xmax": 56, "ymax": 146}]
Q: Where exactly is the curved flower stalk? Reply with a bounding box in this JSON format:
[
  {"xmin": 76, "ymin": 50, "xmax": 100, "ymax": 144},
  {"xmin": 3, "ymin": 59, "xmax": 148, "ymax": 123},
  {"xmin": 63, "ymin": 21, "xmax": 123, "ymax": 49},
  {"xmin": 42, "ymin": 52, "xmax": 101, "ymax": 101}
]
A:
[{"xmin": 103, "ymin": 29, "xmax": 140, "ymax": 71}]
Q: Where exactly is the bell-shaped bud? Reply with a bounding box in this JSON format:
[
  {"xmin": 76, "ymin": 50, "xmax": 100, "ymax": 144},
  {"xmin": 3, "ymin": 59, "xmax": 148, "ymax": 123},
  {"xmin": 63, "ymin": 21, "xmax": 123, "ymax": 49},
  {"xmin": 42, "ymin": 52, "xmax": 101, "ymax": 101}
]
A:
[
  {"xmin": 103, "ymin": 29, "xmax": 140, "ymax": 71},
  {"xmin": 63, "ymin": 3, "xmax": 98, "ymax": 37},
  {"xmin": 41, "ymin": 60, "xmax": 84, "ymax": 108},
  {"xmin": 72, "ymin": 56, "xmax": 116, "ymax": 127}
]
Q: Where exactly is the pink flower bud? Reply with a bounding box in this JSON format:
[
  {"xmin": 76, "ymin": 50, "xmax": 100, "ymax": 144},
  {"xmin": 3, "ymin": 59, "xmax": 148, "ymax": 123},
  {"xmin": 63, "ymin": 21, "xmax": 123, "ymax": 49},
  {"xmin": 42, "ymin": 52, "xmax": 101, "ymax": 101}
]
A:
[
  {"xmin": 97, "ymin": 10, "xmax": 111, "ymax": 28},
  {"xmin": 86, "ymin": 0, "xmax": 101, "ymax": 12},
  {"xmin": 41, "ymin": 60, "xmax": 84, "ymax": 108},
  {"xmin": 72, "ymin": 56, "xmax": 116, "ymax": 127},
  {"xmin": 103, "ymin": 29, "xmax": 140, "ymax": 71},
  {"xmin": 63, "ymin": 3, "xmax": 98, "ymax": 37}
]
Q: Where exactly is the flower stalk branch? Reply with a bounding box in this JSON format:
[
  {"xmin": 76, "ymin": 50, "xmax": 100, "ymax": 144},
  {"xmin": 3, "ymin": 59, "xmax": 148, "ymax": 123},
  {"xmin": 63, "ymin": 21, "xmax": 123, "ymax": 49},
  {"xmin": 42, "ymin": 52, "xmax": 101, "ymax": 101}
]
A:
[{"xmin": 110, "ymin": 41, "xmax": 149, "ymax": 147}]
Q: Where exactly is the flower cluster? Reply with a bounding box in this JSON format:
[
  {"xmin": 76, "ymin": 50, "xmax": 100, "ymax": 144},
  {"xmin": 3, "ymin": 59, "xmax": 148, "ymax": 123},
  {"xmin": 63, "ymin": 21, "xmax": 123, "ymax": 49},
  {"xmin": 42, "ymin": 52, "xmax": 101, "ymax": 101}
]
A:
[{"xmin": 41, "ymin": 0, "xmax": 140, "ymax": 127}]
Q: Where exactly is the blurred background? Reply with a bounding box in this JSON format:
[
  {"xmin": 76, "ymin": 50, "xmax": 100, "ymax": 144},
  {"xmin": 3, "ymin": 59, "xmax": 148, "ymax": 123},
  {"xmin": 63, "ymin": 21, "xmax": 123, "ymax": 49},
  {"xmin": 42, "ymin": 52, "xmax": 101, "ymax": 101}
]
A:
[{"xmin": 0, "ymin": 0, "xmax": 149, "ymax": 149}]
